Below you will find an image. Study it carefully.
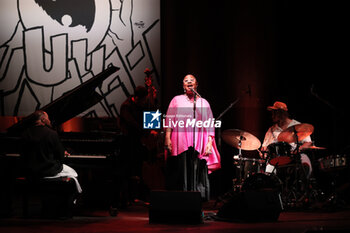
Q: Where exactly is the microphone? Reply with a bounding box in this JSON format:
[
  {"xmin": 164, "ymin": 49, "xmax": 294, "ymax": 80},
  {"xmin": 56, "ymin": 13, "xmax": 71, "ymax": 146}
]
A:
[{"xmin": 189, "ymin": 87, "xmax": 201, "ymax": 98}]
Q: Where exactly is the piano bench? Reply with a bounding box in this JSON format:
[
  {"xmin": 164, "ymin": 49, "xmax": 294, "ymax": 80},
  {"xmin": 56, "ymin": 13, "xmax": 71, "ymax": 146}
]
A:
[{"xmin": 18, "ymin": 176, "xmax": 77, "ymax": 219}]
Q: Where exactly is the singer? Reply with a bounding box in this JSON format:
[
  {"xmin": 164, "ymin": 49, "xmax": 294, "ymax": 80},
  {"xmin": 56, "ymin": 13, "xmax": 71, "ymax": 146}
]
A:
[{"xmin": 164, "ymin": 74, "xmax": 221, "ymax": 198}]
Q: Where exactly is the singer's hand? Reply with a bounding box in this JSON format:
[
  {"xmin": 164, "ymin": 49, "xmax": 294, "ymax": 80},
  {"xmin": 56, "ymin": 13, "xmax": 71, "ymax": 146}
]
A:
[
  {"xmin": 204, "ymin": 141, "xmax": 212, "ymax": 156},
  {"xmin": 164, "ymin": 137, "xmax": 172, "ymax": 153}
]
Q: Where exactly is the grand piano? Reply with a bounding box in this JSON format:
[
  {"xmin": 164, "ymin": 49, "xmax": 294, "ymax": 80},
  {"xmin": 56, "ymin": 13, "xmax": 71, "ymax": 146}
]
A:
[
  {"xmin": 0, "ymin": 65, "xmax": 124, "ymax": 209},
  {"xmin": 2, "ymin": 65, "xmax": 121, "ymax": 159}
]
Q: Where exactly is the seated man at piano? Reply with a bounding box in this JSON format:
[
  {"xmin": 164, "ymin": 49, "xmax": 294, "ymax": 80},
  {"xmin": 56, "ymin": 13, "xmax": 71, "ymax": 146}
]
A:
[{"xmin": 20, "ymin": 110, "xmax": 82, "ymax": 194}]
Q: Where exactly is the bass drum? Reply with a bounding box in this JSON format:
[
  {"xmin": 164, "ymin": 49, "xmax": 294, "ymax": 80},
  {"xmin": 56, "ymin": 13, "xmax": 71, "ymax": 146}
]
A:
[{"xmin": 241, "ymin": 173, "xmax": 282, "ymax": 192}]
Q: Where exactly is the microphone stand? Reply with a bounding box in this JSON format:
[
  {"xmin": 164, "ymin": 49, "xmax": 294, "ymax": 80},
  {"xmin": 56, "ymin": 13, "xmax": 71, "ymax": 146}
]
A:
[
  {"xmin": 188, "ymin": 87, "xmax": 201, "ymax": 150},
  {"xmin": 187, "ymin": 92, "xmax": 197, "ymax": 192}
]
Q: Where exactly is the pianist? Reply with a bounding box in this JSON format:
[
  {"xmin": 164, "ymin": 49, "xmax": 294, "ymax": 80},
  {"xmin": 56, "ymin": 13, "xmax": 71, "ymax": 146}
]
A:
[{"xmin": 20, "ymin": 110, "xmax": 82, "ymax": 194}]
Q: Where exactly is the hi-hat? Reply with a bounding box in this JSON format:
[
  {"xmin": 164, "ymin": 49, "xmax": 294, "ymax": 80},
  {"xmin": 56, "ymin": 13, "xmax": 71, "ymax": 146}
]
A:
[
  {"xmin": 222, "ymin": 129, "xmax": 261, "ymax": 151},
  {"xmin": 278, "ymin": 123, "xmax": 314, "ymax": 143}
]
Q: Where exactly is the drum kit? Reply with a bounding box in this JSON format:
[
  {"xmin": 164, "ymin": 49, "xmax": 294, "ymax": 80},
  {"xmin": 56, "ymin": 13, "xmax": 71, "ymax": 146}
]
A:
[{"xmin": 222, "ymin": 123, "xmax": 330, "ymax": 208}]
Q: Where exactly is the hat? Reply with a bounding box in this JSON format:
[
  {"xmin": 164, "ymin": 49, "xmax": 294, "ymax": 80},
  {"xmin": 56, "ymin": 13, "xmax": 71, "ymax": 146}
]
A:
[{"xmin": 267, "ymin": 101, "xmax": 288, "ymax": 111}]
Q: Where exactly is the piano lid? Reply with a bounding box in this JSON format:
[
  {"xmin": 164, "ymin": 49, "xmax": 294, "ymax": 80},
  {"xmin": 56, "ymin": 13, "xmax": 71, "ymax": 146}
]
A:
[{"xmin": 7, "ymin": 65, "xmax": 119, "ymax": 135}]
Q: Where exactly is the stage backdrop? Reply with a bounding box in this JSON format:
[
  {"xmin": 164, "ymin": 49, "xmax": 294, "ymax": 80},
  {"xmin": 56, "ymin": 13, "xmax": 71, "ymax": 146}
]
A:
[{"xmin": 0, "ymin": 0, "xmax": 160, "ymax": 117}]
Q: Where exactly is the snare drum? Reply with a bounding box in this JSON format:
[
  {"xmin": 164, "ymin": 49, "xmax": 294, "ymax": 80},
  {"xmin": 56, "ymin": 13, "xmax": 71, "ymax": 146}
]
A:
[
  {"xmin": 233, "ymin": 157, "xmax": 266, "ymax": 180},
  {"xmin": 267, "ymin": 142, "xmax": 292, "ymax": 166}
]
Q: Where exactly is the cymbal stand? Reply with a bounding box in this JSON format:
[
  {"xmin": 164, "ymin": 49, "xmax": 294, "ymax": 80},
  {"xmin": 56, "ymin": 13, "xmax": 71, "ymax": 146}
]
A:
[
  {"xmin": 233, "ymin": 135, "xmax": 244, "ymax": 191},
  {"xmin": 285, "ymin": 126, "xmax": 310, "ymax": 208},
  {"xmin": 216, "ymin": 98, "xmax": 240, "ymax": 152}
]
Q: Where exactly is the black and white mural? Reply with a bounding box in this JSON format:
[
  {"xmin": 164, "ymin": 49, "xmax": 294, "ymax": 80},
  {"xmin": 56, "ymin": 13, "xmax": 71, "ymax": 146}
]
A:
[{"xmin": 0, "ymin": 0, "xmax": 160, "ymax": 117}]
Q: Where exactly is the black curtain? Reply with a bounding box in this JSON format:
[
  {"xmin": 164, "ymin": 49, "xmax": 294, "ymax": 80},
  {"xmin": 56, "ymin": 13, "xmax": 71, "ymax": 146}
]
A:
[{"xmin": 161, "ymin": 0, "xmax": 350, "ymax": 194}]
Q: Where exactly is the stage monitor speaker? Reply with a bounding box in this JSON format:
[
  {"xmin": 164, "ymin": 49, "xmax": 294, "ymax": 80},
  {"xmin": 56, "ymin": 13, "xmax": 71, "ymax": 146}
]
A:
[
  {"xmin": 217, "ymin": 190, "xmax": 283, "ymax": 222},
  {"xmin": 149, "ymin": 190, "xmax": 203, "ymax": 224}
]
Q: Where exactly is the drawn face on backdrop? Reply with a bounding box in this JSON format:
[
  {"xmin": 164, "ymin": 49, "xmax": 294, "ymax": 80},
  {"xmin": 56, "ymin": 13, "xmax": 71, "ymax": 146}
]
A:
[{"xmin": 18, "ymin": 0, "xmax": 111, "ymax": 55}]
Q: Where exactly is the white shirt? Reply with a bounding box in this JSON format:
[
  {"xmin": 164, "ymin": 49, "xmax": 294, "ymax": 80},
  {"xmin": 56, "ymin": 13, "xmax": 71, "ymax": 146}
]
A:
[{"xmin": 262, "ymin": 119, "xmax": 312, "ymax": 151}]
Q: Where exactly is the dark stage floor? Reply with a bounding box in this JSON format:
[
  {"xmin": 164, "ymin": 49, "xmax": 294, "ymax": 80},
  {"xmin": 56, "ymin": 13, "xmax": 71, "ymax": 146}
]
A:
[{"xmin": 1, "ymin": 199, "xmax": 350, "ymax": 233}]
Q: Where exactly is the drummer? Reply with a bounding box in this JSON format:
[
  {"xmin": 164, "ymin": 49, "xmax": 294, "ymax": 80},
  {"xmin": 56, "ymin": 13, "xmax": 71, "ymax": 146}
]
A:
[{"xmin": 260, "ymin": 101, "xmax": 313, "ymax": 177}]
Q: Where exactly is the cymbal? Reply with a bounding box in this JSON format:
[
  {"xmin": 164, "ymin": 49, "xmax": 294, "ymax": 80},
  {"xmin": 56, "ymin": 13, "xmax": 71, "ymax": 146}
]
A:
[
  {"xmin": 301, "ymin": 145, "xmax": 326, "ymax": 150},
  {"xmin": 277, "ymin": 123, "xmax": 314, "ymax": 143},
  {"xmin": 222, "ymin": 129, "xmax": 261, "ymax": 151}
]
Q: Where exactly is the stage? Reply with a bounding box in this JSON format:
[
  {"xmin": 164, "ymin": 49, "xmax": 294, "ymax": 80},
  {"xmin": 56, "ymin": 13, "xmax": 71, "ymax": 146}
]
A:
[
  {"xmin": 1, "ymin": 199, "xmax": 350, "ymax": 233},
  {"xmin": 1, "ymin": 1, "xmax": 349, "ymax": 233}
]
